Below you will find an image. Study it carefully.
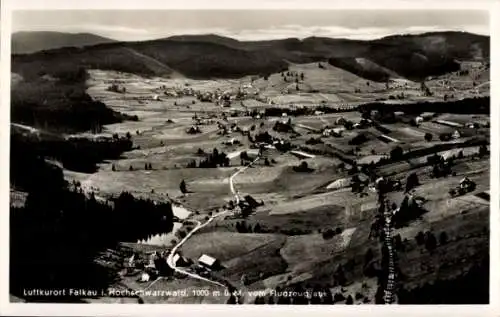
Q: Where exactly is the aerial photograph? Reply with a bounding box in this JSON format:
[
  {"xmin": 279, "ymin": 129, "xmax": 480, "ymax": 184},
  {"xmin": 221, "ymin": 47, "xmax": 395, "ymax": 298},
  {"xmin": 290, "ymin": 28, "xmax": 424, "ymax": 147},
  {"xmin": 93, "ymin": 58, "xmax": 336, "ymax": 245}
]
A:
[{"xmin": 9, "ymin": 9, "xmax": 490, "ymax": 305}]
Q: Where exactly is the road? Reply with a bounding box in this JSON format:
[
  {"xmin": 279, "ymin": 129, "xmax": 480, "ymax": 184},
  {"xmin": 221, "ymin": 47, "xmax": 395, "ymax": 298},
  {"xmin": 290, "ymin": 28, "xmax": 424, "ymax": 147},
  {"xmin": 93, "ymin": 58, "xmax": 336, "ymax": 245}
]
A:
[{"xmin": 162, "ymin": 156, "xmax": 262, "ymax": 290}]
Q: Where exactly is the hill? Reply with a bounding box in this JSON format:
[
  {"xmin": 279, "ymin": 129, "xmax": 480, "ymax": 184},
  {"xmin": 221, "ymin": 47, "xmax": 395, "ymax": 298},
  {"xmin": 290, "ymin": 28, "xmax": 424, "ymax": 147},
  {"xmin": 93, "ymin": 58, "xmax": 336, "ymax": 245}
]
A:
[
  {"xmin": 12, "ymin": 31, "xmax": 489, "ymax": 81},
  {"xmin": 12, "ymin": 31, "xmax": 116, "ymax": 54}
]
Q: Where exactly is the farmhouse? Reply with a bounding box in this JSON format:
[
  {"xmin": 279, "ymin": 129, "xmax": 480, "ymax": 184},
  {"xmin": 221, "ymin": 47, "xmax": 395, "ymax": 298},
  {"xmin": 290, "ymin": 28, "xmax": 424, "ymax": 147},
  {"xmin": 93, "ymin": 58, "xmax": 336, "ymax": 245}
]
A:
[
  {"xmin": 414, "ymin": 116, "xmax": 424, "ymax": 125},
  {"xmin": 323, "ymin": 127, "xmax": 345, "ymax": 137},
  {"xmin": 420, "ymin": 112, "xmax": 435, "ymax": 120},
  {"xmin": 197, "ymin": 254, "xmax": 221, "ymax": 271}
]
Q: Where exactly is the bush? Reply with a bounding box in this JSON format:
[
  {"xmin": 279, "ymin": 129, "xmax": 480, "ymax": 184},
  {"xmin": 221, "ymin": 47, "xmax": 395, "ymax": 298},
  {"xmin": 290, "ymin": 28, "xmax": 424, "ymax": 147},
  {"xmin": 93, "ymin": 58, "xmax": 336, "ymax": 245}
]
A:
[
  {"xmin": 390, "ymin": 146, "xmax": 404, "ymax": 161},
  {"xmin": 322, "ymin": 228, "xmax": 336, "ymax": 240},
  {"xmin": 405, "ymin": 172, "xmax": 420, "ymax": 192}
]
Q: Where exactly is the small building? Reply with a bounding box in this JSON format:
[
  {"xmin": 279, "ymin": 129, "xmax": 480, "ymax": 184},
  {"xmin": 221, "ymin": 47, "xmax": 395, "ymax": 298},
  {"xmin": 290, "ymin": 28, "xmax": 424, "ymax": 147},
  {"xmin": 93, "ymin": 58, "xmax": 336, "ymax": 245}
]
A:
[
  {"xmin": 197, "ymin": 254, "xmax": 221, "ymax": 271},
  {"xmin": 140, "ymin": 272, "xmax": 150, "ymax": 282},
  {"xmin": 452, "ymin": 130, "xmax": 461, "ymax": 139},
  {"xmin": 414, "ymin": 116, "xmax": 424, "ymax": 125},
  {"xmin": 335, "ymin": 117, "xmax": 347, "ymax": 126},
  {"xmin": 420, "ymin": 112, "xmax": 435, "ymax": 120}
]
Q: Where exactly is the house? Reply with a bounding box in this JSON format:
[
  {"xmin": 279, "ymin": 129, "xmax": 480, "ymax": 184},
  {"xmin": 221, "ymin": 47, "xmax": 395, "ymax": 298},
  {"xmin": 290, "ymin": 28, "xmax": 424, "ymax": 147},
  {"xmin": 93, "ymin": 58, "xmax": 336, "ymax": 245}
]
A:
[
  {"xmin": 414, "ymin": 116, "xmax": 424, "ymax": 125},
  {"xmin": 172, "ymin": 253, "xmax": 190, "ymax": 267},
  {"xmin": 140, "ymin": 272, "xmax": 150, "ymax": 282},
  {"xmin": 246, "ymin": 149, "xmax": 261, "ymax": 160},
  {"xmin": 223, "ymin": 138, "xmax": 239, "ymax": 146},
  {"xmin": 335, "ymin": 117, "xmax": 347, "ymax": 125},
  {"xmin": 323, "ymin": 128, "xmax": 334, "ymax": 137},
  {"xmin": 420, "ymin": 112, "xmax": 435, "ymax": 120},
  {"xmin": 197, "ymin": 254, "xmax": 221, "ymax": 271}
]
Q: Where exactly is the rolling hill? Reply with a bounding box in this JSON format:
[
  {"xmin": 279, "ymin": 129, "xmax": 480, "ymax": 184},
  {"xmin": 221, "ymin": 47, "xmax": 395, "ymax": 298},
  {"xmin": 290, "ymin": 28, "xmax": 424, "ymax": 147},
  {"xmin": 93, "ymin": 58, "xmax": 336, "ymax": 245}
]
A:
[
  {"xmin": 12, "ymin": 31, "xmax": 489, "ymax": 81},
  {"xmin": 12, "ymin": 31, "xmax": 116, "ymax": 54},
  {"xmin": 10, "ymin": 31, "xmax": 489, "ymax": 132}
]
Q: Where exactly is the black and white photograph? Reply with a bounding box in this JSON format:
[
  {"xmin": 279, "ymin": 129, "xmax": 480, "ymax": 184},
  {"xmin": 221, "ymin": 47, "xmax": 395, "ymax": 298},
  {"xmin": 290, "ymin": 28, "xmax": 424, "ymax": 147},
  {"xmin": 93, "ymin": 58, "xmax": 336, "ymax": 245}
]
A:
[{"xmin": 1, "ymin": 0, "xmax": 498, "ymax": 314}]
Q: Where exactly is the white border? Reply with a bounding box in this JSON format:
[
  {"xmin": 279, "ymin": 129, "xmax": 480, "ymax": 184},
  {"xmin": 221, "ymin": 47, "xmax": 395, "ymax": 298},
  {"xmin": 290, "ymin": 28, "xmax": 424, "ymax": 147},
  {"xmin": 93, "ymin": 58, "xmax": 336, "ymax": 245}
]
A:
[{"xmin": 1, "ymin": 0, "xmax": 498, "ymax": 316}]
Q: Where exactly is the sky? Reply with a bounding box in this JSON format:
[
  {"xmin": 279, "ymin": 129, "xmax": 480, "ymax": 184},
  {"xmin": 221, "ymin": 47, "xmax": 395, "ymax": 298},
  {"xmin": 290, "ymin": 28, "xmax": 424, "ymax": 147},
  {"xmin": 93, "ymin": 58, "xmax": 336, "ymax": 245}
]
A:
[{"xmin": 12, "ymin": 9, "xmax": 490, "ymax": 41}]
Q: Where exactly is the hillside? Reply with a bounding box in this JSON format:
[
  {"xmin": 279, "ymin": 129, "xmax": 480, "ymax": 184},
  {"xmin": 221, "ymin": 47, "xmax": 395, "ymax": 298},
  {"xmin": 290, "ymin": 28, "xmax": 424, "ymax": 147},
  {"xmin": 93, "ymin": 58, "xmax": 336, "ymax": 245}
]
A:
[
  {"xmin": 12, "ymin": 31, "xmax": 489, "ymax": 81},
  {"xmin": 12, "ymin": 31, "xmax": 116, "ymax": 54}
]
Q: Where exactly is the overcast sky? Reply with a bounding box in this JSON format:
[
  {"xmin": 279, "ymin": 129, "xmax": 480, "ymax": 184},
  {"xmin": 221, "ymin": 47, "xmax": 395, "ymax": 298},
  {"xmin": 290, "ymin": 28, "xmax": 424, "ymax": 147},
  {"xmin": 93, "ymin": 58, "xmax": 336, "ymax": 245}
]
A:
[{"xmin": 12, "ymin": 10, "xmax": 490, "ymax": 41}]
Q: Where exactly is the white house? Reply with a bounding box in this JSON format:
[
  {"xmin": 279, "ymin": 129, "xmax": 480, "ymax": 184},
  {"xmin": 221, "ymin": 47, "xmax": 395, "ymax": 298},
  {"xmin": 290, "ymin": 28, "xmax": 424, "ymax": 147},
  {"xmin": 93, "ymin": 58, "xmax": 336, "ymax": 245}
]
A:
[
  {"xmin": 140, "ymin": 272, "xmax": 150, "ymax": 282},
  {"xmin": 414, "ymin": 116, "xmax": 424, "ymax": 125},
  {"xmin": 198, "ymin": 254, "xmax": 220, "ymax": 270}
]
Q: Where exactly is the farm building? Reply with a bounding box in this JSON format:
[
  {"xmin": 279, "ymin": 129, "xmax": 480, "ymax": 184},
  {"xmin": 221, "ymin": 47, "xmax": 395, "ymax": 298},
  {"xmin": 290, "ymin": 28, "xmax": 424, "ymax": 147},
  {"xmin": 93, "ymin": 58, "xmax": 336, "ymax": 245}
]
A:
[
  {"xmin": 323, "ymin": 127, "xmax": 345, "ymax": 137},
  {"xmin": 414, "ymin": 116, "xmax": 424, "ymax": 125},
  {"xmin": 420, "ymin": 112, "xmax": 435, "ymax": 120},
  {"xmin": 223, "ymin": 138, "xmax": 240, "ymax": 146},
  {"xmin": 197, "ymin": 254, "xmax": 221, "ymax": 271},
  {"xmin": 172, "ymin": 253, "xmax": 190, "ymax": 267},
  {"xmin": 140, "ymin": 272, "xmax": 150, "ymax": 282},
  {"xmin": 335, "ymin": 117, "xmax": 347, "ymax": 125},
  {"xmin": 245, "ymin": 149, "xmax": 261, "ymax": 160}
]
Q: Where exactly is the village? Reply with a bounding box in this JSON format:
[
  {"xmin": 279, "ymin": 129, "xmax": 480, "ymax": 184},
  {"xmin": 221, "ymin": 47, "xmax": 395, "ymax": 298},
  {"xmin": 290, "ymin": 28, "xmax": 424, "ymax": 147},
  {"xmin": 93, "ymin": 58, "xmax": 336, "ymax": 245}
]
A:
[{"xmin": 54, "ymin": 58, "xmax": 491, "ymax": 304}]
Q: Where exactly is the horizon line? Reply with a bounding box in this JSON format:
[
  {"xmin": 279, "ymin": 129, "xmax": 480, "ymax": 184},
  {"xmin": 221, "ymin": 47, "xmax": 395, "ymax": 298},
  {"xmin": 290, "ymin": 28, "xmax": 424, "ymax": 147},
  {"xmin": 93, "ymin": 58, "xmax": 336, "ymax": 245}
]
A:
[{"xmin": 11, "ymin": 29, "xmax": 490, "ymax": 44}]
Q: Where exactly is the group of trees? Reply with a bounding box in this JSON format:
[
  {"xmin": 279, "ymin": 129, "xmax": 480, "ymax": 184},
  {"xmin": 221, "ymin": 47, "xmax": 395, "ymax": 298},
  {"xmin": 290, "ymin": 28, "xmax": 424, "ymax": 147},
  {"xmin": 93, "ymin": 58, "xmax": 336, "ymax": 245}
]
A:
[
  {"xmin": 273, "ymin": 119, "xmax": 295, "ymax": 133},
  {"xmin": 11, "ymin": 130, "xmax": 133, "ymax": 176},
  {"xmin": 322, "ymin": 227, "xmax": 343, "ymax": 240},
  {"xmin": 358, "ymin": 97, "xmax": 489, "ymax": 115},
  {"xmin": 234, "ymin": 221, "xmax": 262, "ymax": 233},
  {"xmin": 281, "ymin": 71, "xmax": 305, "ymax": 84},
  {"xmin": 10, "ymin": 150, "xmax": 175, "ymax": 301},
  {"xmin": 414, "ymin": 230, "xmax": 449, "ymax": 252},
  {"xmin": 186, "ymin": 148, "xmax": 230, "ymax": 168},
  {"xmin": 12, "ymin": 67, "xmax": 137, "ymax": 133},
  {"xmin": 293, "ymin": 161, "xmax": 313, "ymax": 173},
  {"xmin": 107, "ymin": 83, "xmax": 126, "ymax": 93}
]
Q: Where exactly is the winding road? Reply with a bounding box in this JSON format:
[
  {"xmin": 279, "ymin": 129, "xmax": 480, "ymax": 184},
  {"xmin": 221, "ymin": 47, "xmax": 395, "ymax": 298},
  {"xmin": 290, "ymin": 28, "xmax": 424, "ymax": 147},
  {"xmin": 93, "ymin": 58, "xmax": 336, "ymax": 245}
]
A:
[{"xmin": 162, "ymin": 156, "xmax": 262, "ymax": 289}]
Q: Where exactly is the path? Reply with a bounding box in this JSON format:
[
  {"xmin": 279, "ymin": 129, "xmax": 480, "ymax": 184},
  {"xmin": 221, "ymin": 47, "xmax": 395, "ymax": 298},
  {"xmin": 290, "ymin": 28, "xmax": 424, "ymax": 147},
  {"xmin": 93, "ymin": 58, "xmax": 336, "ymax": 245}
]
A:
[
  {"xmin": 160, "ymin": 156, "xmax": 262, "ymax": 290},
  {"xmin": 382, "ymin": 203, "xmax": 396, "ymax": 304}
]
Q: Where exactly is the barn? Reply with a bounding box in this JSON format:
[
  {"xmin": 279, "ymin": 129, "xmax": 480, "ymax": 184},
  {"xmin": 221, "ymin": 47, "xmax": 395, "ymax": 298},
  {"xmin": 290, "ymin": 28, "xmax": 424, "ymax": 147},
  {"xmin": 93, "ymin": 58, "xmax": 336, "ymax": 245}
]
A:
[{"xmin": 197, "ymin": 254, "xmax": 221, "ymax": 271}]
